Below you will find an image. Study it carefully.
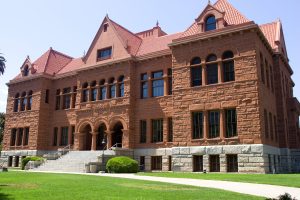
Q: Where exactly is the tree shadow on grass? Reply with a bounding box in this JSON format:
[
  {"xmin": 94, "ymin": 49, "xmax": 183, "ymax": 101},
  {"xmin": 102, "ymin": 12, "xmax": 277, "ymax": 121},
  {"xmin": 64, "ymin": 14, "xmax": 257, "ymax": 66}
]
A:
[{"xmin": 0, "ymin": 193, "xmax": 13, "ymax": 200}]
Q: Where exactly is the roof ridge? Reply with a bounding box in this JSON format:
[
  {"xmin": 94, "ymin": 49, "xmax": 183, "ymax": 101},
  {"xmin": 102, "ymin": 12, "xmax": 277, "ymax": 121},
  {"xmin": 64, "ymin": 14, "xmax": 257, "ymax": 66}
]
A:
[
  {"xmin": 214, "ymin": 0, "xmax": 249, "ymax": 22},
  {"xmin": 43, "ymin": 49, "xmax": 52, "ymax": 73},
  {"xmin": 109, "ymin": 19, "xmax": 142, "ymax": 40},
  {"xmin": 51, "ymin": 48, "xmax": 73, "ymax": 59}
]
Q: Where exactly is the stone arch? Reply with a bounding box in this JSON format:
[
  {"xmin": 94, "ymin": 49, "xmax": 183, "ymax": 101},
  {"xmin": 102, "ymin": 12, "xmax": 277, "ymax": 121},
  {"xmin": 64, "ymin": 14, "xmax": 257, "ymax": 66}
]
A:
[
  {"xmin": 76, "ymin": 119, "xmax": 94, "ymax": 133},
  {"xmin": 94, "ymin": 118, "xmax": 109, "ymax": 150},
  {"xmin": 108, "ymin": 116, "xmax": 128, "ymax": 131},
  {"xmin": 94, "ymin": 117, "xmax": 109, "ymax": 131}
]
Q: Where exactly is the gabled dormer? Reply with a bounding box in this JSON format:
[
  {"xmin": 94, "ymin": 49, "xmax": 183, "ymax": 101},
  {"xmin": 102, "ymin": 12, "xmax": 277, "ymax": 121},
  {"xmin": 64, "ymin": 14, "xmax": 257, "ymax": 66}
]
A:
[
  {"xmin": 196, "ymin": 3, "xmax": 226, "ymax": 32},
  {"xmin": 20, "ymin": 56, "xmax": 35, "ymax": 77}
]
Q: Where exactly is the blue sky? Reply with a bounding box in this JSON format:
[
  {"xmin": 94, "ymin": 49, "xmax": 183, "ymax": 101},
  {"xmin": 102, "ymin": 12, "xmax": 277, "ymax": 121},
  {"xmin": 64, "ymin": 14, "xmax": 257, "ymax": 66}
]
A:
[{"xmin": 0, "ymin": 0, "xmax": 299, "ymax": 112}]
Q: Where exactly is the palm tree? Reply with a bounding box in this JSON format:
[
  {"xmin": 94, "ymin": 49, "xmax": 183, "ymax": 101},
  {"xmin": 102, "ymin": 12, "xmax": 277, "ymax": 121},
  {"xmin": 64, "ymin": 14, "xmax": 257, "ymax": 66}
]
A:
[{"xmin": 0, "ymin": 54, "xmax": 6, "ymax": 75}]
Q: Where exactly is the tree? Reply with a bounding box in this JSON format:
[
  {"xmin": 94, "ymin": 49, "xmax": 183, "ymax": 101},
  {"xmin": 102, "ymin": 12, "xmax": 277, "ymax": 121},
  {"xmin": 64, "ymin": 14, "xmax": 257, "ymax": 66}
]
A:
[
  {"xmin": 0, "ymin": 112, "xmax": 5, "ymax": 150},
  {"xmin": 0, "ymin": 54, "xmax": 6, "ymax": 75}
]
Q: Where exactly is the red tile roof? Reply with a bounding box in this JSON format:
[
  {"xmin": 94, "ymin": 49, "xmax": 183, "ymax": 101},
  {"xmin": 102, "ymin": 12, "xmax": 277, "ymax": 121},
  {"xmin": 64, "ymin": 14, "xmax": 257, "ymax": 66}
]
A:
[
  {"xmin": 57, "ymin": 58, "xmax": 84, "ymax": 75},
  {"xmin": 259, "ymin": 21, "xmax": 278, "ymax": 50}
]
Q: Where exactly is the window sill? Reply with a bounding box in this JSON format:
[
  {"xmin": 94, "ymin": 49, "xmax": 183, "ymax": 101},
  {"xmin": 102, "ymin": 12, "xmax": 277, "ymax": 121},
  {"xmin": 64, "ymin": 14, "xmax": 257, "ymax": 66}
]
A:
[{"xmin": 97, "ymin": 57, "xmax": 111, "ymax": 62}]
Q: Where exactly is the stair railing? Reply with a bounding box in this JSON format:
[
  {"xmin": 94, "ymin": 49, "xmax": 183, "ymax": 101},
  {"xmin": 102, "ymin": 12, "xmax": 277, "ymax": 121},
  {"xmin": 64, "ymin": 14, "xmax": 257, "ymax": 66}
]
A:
[
  {"xmin": 109, "ymin": 143, "xmax": 122, "ymax": 150},
  {"xmin": 59, "ymin": 144, "xmax": 72, "ymax": 156}
]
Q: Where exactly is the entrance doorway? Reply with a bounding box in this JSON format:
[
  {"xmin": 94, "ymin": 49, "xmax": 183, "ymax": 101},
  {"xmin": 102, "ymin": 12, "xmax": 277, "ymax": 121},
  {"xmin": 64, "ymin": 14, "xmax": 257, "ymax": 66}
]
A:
[
  {"xmin": 96, "ymin": 124, "xmax": 107, "ymax": 150},
  {"xmin": 111, "ymin": 122, "xmax": 123, "ymax": 148},
  {"xmin": 80, "ymin": 124, "xmax": 92, "ymax": 151}
]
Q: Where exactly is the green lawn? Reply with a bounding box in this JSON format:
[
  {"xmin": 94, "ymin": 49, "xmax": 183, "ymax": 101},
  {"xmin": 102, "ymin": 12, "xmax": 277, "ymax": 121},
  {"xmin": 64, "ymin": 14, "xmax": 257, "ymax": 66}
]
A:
[
  {"xmin": 0, "ymin": 171, "xmax": 264, "ymax": 200},
  {"xmin": 139, "ymin": 172, "xmax": 300, "ymax": 188}
]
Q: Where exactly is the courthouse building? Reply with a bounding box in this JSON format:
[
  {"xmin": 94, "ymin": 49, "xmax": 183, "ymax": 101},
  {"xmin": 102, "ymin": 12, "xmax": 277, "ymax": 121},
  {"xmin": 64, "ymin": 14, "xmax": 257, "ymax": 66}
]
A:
[{"xmin": 1, "ymin": 0, "xmax": 300, "ymax": 173}]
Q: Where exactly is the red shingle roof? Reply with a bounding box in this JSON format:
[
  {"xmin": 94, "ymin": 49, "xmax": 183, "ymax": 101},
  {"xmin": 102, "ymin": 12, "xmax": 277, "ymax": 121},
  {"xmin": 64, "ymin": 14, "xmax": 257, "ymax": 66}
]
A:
[{"xmin": 259, "ymin": 21, "xmax": 278, "ymax": 50}]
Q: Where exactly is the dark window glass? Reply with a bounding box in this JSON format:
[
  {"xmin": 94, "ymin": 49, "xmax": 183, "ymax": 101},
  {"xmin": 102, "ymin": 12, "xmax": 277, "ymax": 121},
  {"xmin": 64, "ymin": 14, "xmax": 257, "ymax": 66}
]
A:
[
  {"xmin": 72, "ymin": 86, "xmax": 77, "ymax": 108},
  {"xmin": 53, "ymin": 128, "xmax": 58, "ymax": 146},
  {"xmin": 100, "ymin": 87, "xmax": 106, "ymax": 100},
  {"xmin": 225, "ymin": 109, "xmax": 237, "ymax": 138},
  {"xmin": 14, "ymin": 94, "xmax": 20, "ymax": 112},
  {"xmin": 24, "ymin": 127, "xmax": 29, "ymax": 146},
  {"xmin": 24, "ymin": 66, "xmax": 29, "ymax": 76},
  {"xmin": 206, "ymin": 54, "xmax": 217, "ymax": 62},
  {"xmin": 227, "ymin": 154, "xmax": 238, "ymax": 172},
  {"xmin": 61, "ymin": 127, "xmax": 69, "ymax": 146},
  {"xmin": 222, "ymin": 51, "xmax": 234, "ymax": 59},
  {"xmin": 210, "ymin": 155, "xmax": 220, "ymax": 172},
  {"xmin": 82, "ymin": 90, "xmax": 89, "ymax": 102},
  {"xmin": 205, "ymin": 15, "xmax": 216, "ymax": 31},
  {"xmin": 168, "ymin": 118, "xmax": 173, "ymax": 142},
  {"xmin": 10, "ymin": 129, "xmax": 17, "ymax": 146},
  {"xmin": 168, "ymin": 156, "xmax": 172, "ymax": 171},
  {"xmin": 71, "ymin": 126, "xmax": 75, "ymax": 145},
  {"xmin": 191, "ymin": 66, "xmax": 202, "ymax": 87},
  {"xmin": 168, "ymin": 68, "xmax": 172, "ymax": 95},
  {"xmin": 152, "ymin": 119, "xmax": 163, "ymax": 143},
  {"xmin": 119, "ymin": 76, "xmax": 125, "ymax": 97},
  {"xmin": 110, "ymin": 85, "xmax": 116, "ymax": 98},
  {"xmin": 103, "ymin": 24, "xmax": 108, "ymax": 32},
  {"xmin": 192, "ymin": 112, "xmax": 203, "ymax": 139},
  {"xmin": 223, "ymin": 60, "xmax": 235, "ymax": 82},
  {"xmin": 209, "ymin": 111, "xmax": 220, "ymax": 138},
  {"xmin": 152, "ymin": 71, "xmax": 164, "ymax": 97},
  {"xmin": 193, "ymin": 155, "xmax": 203, "ymax": 172},
  {"xmin": 45, "ymin": 89, "xmax": 49, "ymax": 104},
  {"xmin": 27, "ymin": 91, "xmax": 33, "ymax": 110},
  {"xmin": 264, "ymin": 109, "xmax": 269, "ymax": 138},
  {"xmin": 63, "ymin": 87, "xmax": 71, "ymax": 109},
  {"xmin": 91, "ymin": 88, "xmax": 97, "ymax": 101},
  {"xmin": 97, "ymin": 47, "xmax": 112, "ymax": 61},
  {"xmin": 55, "ymin": 89, "xmax": 61, "ymax": 110},
  {"xmin": 191, "ymin": 57, "xmax": 201, "ymax": 65},
  {"xmin": 151, "ymin": 156, "xmax": 162, "ymax": 170},
  {"xmin": 20, "ymin": 93, "xmax": 27, "ymax": 111},
  {"xmin": 207, "ymin": 64, "xmax": 218, "ymax": 85},
  {"xmin": 140, "ymin": 156, "xmax": 145, "ymax": 171},
  {"xmin": 17, "ymin": 128, "xmax": 23, "ymax": 146},
  {"xmin": 140, "ymin": 120, "xmax": 147, "ymax": 143}
]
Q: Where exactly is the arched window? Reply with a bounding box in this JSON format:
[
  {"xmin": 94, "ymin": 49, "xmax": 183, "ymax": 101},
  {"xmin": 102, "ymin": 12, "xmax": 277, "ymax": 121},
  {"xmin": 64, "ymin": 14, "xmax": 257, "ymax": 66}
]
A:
[
  {"xmin": 118, "ymin": 76, "xmax": 125, "ymax": 97},
  {"xmin": 222, "ymin": 51, "xmax": 235, "ymax": 82},
  {"xmin": 190, "ymin": 57, "xmax": 202, "ymax": 87},
  {"xmin": 99, "ymin": 79, "xmax": 106, "ymax": 100},
  {"xmin": 206, "ymin": 54, "xmax": 218, "ymax": 85},
  {"xmin": 82, "ymin": 82, "xmax": 89, "ymax": 102},
  {"xmin": 23, "ymin": 65, "xmax": 29, "ymax": 76},
  {"xmin": 109, "ymin": 78, "xmax": 116, "ymax": 98},
  {"xmin": 14, "ymin": 93, "xmax": 20, "ymax": 112},
  {"xmin": 205, "ymin": 15, "xmax": 216, "ymax": 31},
  {"xmin": 20, "ymin": 92, "xmax": 27, "ymax": 111},
  {"xmin": 90, "ymin": 81, "xmax": 97, "ymax": 101},
  {"xmin": 27, "ymin": 90, "xmax": 33, "ymax": 110}
]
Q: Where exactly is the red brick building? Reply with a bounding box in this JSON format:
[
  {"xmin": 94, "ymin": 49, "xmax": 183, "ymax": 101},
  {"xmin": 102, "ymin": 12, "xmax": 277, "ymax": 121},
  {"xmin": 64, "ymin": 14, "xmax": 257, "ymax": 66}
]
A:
[{"xmin": 2, "ymin": 0, "xmax": 300, "ymax": 173}]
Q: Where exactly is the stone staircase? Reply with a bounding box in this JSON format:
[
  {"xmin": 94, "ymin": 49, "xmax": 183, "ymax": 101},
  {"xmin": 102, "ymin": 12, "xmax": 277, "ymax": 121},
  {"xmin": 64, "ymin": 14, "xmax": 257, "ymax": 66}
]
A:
[{"xmin": 31, "ymin": 150, "xmax": 116, "ymax": 173}]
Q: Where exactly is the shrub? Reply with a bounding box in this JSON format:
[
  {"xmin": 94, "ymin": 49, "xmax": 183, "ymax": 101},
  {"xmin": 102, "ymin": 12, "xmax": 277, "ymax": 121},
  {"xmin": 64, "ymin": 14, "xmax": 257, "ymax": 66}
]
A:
[
  {"xmin": 21, "ymin": 156, "xmax": 44, "ymax": 170},
  {"xmin": 106, "ymin": 156, "xmax": 138, "ymax": 173},
  {"xmin": 266, "ymin": 193, "xmax": 297, "ymax": 200}
]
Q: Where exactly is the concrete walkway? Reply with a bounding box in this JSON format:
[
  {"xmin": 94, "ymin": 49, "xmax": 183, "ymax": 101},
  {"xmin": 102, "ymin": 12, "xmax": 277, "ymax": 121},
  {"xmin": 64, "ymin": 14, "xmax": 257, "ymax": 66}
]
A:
[{"xmin": 27, "ymin": 170, "xmax": 300, "ymax": 199}]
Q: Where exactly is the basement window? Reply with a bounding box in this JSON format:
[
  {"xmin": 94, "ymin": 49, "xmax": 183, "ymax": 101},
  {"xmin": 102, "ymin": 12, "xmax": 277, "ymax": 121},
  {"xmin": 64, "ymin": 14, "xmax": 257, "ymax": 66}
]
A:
[{"xmin": 97, "ymin": 47, "xmax": 112, "ymax": 61}]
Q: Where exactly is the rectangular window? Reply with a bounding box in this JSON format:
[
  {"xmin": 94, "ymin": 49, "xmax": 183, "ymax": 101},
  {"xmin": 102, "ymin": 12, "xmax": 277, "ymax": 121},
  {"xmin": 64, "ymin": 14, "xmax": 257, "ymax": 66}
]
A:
[
  {"xmin": 152, "ymin": 71, "xmax": 164, "ymax": 97},
  {"xmin": 168, "ymin": 118, "xmax": 173, "ymax": 142},
  {"xmin": 210, "ymin": 155, "xmax": 220, "ymax": 172},
  {"xmin": 17, "ymin": 128, "xmax": 23, "ymax": 146},
  {"xmin": 191, "ymin": 66, "xmax": 202, "ymax": 87},
  {"xmin": 192, "ymin": 112, "xmax": 203, "ymax": 139},
  {"xmin": 71, "ymin": 86, "xmax": 77, "ymax": 108},
  {"xmin": 152, "ymin": 119, "xmax": 163, "ymax": 143},
  {"xmin": 61, "ymin": 127, "xmax": 69, "ymax": 146},
  {"xmin": 260, "ymin": 53, "xmax": 265, "ymax": 84},
  {"xmin": 8, "ymin": 156, "xmax": 13, "ymax": 167},
  {"xmin": 110, "ymin": 85, "xmax": 116, "ymax": 98},
  {"xmin": 141, "ymin": 73, "xmax": 148, "ymax": 99},
  {"xmin": 207, "ymin": 64, "xmax": 218, "ymax": 85},
  {"xmin": 71, "ymin": 126, "xmax": 75, "ymax": 145},
  {"xmin": 227, "ymin": 154, "xmax": 238, "ymax": 172},
  {"xmin": 53, "ymin": 127, "xmax": 58, "ymax": 146},
  {"xmin": 140, "ymin": 120, "xmax": 147, "ymax": 143},
  {"xmin": 10, "ymin": 129, "xmax": 17, "ymax": 146},
  {"xmin": 140, "ymin": 156, "xmax": 145, "ymax": 171},
  {"xmin": 225, "ymin": 109, "xmax": 237, "ymax": 138},
  {"xmin": 168, "ymin": 156, "xmax": 172, "ymax": 171},
  {"xmin": 14, "ymin": 156, "xmax": 19, "ymax": 167},
  {"xmin": 151, "ymin": 156, "xmax": 162, "ymax": 170},
  {"xmin": 209, "ymin": 111, "xmax": 220, "ymax": 138},
  {"xmin": 223, "ymin": 60, "xmax": 235, "ymax": 82},
  {"xmin": 45, "ymin": 89, "xmax": 49, "ymax": 104},
  {"xmin": 24, "ymin": 127, "xmax": 29, "ymax": 146},
  {"xmin": 269, "ymin": 112, "xmax": 274, "ymax": 140},
  {"xmin": 91, "ymin": 88, "xmax": 97, "ymax": 102},
  {"xmin": 264, "ymin": 109, "xmax": 269, "ymax": 138},
  {"xmin": 55, "ymin": 89, "xmax": 61, "ymax": 110},
  {"xmin": 100, "ymin": 86, "xmax": 106, "ymax": 100},
  {"xmin": 97, "ymin": 47, "xmax": 112, "ymax": 61},
  {"xmin": 168, "ymin": 68, "xmax": 172, "ymax": 95},
  {"xmin": 62, "ymin": 87, "xmax": 71, "ymax": 109},
  {"xmin": 193, "ymin": 155, "xmax": 203, "ymax": 172}
]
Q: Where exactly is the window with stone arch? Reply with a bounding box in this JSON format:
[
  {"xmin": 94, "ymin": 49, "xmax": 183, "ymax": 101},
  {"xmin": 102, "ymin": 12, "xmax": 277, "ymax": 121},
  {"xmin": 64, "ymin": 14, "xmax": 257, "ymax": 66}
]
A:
[
  {"xmin": 82, "ymin": 82, "xmax": 89, "ymax": 103},
  {"xmin": 222, "ymin": 50, "xmax": 235, "ymax": 82},
  {"xmin": 23, "ymin": 65, "xmax": 29, "ymax": 76},
  {"xmin": 27, "ymin": 90, "xmax": 33, "ymax": 110},
  {"xmin": 206, "ymin": 54, "xmax": 218, "ymax": 85},
  {"xmin": 90, "ymin": 81, "xmax": 97, "ymax": 101},
  {"xmin": 20, "ymin": 92, "xmax": 27, "ymax": 111},
  {"xmin": 99, "ymin": 79, "xmax": 106, "ymax": 100},
  {"xmin": 190, "ymin": 57, "xmax": 202, "ymax": 87},
  {"xmin": 109, "ymin": 77, "xmax": 116, "ymax": 99},
  {"xmin": 118, "ymin": 75, "xmax": 125, "ymax": 97},
  {"xmin": 14, "ymin": 93, "xmax": 20, "ymax": 112},
  {"xmin": 205, "ymin": 15, "xmax": 216, "ymax": 31}
]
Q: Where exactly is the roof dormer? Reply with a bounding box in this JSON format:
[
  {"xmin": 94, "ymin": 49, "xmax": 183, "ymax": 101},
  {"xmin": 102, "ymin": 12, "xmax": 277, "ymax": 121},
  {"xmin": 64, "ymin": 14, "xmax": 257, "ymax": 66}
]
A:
[
  {"xmin": 196, "ymin": 3, "xmax": 226, "ymax": 33},
  {"xmin": 20, "ymin": 56, "xmax": 35, "ymax": 77}
]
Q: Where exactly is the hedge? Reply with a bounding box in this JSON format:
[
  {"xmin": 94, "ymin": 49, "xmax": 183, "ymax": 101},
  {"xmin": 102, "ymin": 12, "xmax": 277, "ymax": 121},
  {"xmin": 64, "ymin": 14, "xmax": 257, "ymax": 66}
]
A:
[
  {"xmin": 106, "ymin": 156, "xmax": 138, "ymax": 173},
  {"xmin": 21, "ymin": 156, "xmax": 44, "ymax": 170}
]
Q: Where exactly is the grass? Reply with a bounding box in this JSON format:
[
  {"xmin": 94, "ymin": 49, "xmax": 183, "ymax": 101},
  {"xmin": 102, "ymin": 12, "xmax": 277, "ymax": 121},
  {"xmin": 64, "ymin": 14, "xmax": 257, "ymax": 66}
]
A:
[
  {"xmin": 0, "ymin": 171, "xmax": 264, "ymax": 200},
  {"xmin": 139, "ymin": 172, "xmax": 300, "ymax": 188}
]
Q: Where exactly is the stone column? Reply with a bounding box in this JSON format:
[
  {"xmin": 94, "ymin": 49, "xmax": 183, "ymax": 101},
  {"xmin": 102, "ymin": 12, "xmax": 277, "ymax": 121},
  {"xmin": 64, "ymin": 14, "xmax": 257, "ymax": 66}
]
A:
[
  {"xmin": 202, "ymin": 64, "xmax": 207, "ymax": 86},
  {"xmin": 105, "ymin": 83, "xmax": 109, "ymax": 99},
  {"xmin": 116, "ymin": 83, "xmax": 120, "ymax": 98},
  {"xmin": 220, "ymin": 154, "xmax": 227, "ymax": 172},
  {"xmin": 122, "ymin": 129, "xmax": 129, "ymax": 149},
  {"xmin": 74, "ymin": 132, "xmax": 81, "ymax": 150},
  {"xmin": 218, "ymin": 61, "xmax": 223, "ymax": 83},
  {"xmin": 203, "ymin": 154, "xmax": 209, "ymax": 172},
  {"xmin": 220, "ymin": 110, "xmax": 225, "ymax": 139},
  {"xmin": 203, "ymin": 111, "xmax": 209, "ymax": 139},
  {"xmin": 77, "ymin": 133, "xmax": 85, "ymax": 150},
  {"xmin": 145, "ymin": 156, "xmax": 152, "ymax": 171},
  {"xmin": 163, "ymin": 75, "xmax": 168, "ymax": 96},
  {"xmin": 91, "ymin": 132, "xmax": 98, "ymax": 151},
  {"xmin": 105, "ymin": 131, "xmax": 113, "ymax": 148}
]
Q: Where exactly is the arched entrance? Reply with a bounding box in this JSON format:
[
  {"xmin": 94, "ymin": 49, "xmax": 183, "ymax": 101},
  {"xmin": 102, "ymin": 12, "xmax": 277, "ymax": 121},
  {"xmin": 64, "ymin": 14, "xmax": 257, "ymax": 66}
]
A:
[
  {"xmin": 96, "ymin": 124, "xmax": 107, "ymax": 150},
  {"xmin": 111, "ymin": 122, "xmax": 123, "ymax": 148},
  {"xmin": 79, "ymin": 124, "xmax": 92, "ymax": 151}
]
